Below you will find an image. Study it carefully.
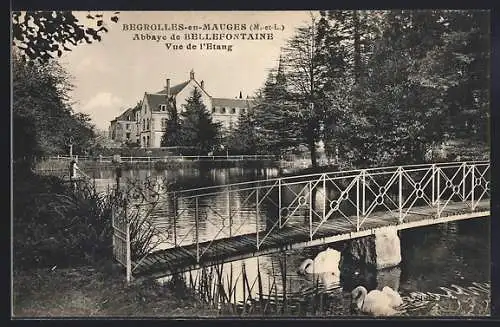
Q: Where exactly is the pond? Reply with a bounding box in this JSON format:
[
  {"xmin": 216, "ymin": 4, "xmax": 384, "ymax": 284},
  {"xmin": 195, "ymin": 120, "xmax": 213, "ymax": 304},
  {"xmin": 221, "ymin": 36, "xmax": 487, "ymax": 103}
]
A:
[{"xmin": 92, "ymin": 167, "xmax": 490, "ymax": 317}]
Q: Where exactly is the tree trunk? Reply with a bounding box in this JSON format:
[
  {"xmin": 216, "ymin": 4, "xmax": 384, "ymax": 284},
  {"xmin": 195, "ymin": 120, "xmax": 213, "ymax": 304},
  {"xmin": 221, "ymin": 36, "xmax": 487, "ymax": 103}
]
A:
[
  {"xmin": 353, "ymin": 10, "xmax": 361, "ymax": 83},
  {"xmin": 310, "ymin": 140, "xmax": 318, "ymax": 168}
]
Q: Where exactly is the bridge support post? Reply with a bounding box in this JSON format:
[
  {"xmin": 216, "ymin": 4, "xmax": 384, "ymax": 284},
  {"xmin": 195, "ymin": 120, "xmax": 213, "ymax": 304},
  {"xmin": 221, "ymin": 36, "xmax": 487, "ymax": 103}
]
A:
[
  {"xmin": 309, "ymin": 181, "xmax": 313, "ymax": 241},
  {"xmin": 432, "ymin": 164, "xmax": 435, "ymax": 205},
  {"xmin": 437, "ymin": 167, "xmax": 441, "ymax": 218},
  {"xmin": 471, "ymin": 164, "xmax": 475, "ymax": 210},
  {"xmin": 398, "ymin": 167, "xmax": 403, "ymax": 223},
  {"xmin": 362, "ymin": 169, "xmax": 366, "ymax": 216},
  {"xmin": 278, "ymin": 179, "xmax": 282, "ymax": 228},
  {"xmin": 343, "ymin": 226, "xmax": 402, "ymax": 270},
  {"xmin": 322, "ymin": 174, "xmax": 326, "ymax": 222},
  {"xmin": 356, "ymin": 173, "xmax": 360, "ymax": 232},
  {"xmin": 462, "ymin": 162, "xmax": 467, "ymax": 201}
]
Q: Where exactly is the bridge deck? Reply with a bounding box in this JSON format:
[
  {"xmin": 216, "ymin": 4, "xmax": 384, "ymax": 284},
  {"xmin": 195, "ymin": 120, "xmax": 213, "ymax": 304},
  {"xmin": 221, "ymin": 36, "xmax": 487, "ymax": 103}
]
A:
[{"xmin": 132, "ymin": 200, "xmax": 490, "ymax": 279}]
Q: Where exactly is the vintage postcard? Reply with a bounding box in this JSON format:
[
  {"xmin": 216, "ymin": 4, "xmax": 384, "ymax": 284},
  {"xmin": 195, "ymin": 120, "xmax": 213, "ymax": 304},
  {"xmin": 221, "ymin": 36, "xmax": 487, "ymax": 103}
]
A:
[{"xmin": 11, "ymin": 10, "xmax": 491, "ymax": 318}]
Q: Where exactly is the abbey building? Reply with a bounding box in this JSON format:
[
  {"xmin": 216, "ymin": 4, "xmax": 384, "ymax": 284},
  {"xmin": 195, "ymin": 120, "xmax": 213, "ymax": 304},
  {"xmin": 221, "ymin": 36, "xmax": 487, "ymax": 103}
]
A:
[{"xmin": 109, "ymin": 70, "xmax": 255, "ymax": 148}]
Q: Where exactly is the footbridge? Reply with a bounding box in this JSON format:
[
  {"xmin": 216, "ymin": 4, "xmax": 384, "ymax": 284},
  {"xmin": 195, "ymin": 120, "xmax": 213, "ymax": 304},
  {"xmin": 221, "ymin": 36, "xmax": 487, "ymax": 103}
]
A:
[{"xmin": 111, "ymin": 161, "xmax": 490, "ymax": 282}]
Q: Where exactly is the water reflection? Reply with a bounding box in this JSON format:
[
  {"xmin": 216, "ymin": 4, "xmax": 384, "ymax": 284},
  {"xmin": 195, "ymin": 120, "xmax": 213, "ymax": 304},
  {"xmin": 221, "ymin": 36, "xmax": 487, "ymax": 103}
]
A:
[
  {"xmin": 90, "ymin": 167, "xmax": 489, "ymax": 316},
  {"xmin": 158, "ymin": 217, "xmax": 490, "ymax": 317}
]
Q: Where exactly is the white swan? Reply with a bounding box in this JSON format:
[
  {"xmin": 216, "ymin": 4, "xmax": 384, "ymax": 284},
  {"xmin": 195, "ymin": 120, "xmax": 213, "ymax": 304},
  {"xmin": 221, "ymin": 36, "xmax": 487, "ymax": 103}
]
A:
[
  {"xmin": 298, "ymin": 248, "xmax": 341, "ymax": 275},
  {"xmin": 351, "ymin": 285, "xmax": 403, "ymax": 316},
  {"xmin": 381, "ymin": 286, "xmax": 403, "ymax": 307}
]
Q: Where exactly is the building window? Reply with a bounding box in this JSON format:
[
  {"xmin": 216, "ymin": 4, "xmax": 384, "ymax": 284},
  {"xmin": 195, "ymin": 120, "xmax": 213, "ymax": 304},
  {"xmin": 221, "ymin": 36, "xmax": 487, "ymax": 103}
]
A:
[
  {"xmin": 151, "ymin": 118, "xmax": 155, "ymax": 130},
  {"xmin": 146, "ymin": 136, "xmax": 150, "ymax": 147},
  {"xmin": 161, "ymin": 118, "xmax": 167, "ymax": 129},
  {"xmin": 221, "ymin": 107, "xmax": 226, "ymax": 114},
  {"xmin": 126, "ymin": 133, "xmax": 130, "ymax": 139},
  {"xmin": 231, "ymin": 108, "xmax": 236, "ymax": 114},
  {"xmin": 212, "ymin": 107, "xmax": 216, "ymax": 113},
  {"xmin": 143, "ymin": 119, "xmax": 145, "ymax": 130},
  {"xmin": 242, "ymin": 108, "xmax": 247, "ymax": 114},
  {"xmin": 160, "ymin": 104, "xmax": 167, "ymax": 111},
  {"xmin": 146, "ymin": 118, "xmax": 150, "ymax": 130},
  {"xmin": 126, "ymin": 124, "xmax": 130, "ymax": 130}
]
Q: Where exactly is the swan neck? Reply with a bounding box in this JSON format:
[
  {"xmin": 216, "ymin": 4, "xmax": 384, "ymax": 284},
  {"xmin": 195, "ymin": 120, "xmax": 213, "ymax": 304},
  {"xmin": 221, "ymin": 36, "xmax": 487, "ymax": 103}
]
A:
[
  {"xmin": 299, "ymin": 259, "xmax": 314, "ymax": 273},
  {"xmin": 354, "ymin": 286, "xmax": 367, "ymax": 309}
]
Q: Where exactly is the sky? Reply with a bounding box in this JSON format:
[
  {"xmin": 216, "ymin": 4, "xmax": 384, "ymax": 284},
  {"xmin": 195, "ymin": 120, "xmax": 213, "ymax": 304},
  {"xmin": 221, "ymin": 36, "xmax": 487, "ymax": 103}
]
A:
[{"xmin": 58, "ymin": 11, "xmax": 315, "ymax": 131}]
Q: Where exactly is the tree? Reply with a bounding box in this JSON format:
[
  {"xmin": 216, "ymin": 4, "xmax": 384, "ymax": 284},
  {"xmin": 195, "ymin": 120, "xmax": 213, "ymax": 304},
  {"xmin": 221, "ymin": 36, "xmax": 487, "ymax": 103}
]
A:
[
  {"xmin": 317, "ymin": 10, "xmax": 385, "ymax": 167},
  {"xmin": 338, "ymin": 10, "xmax": 489, "ymax": 167},
  {"xmin": 281, "ymin": 16, "xmax": 332, "ymax": 167},
  {"xmin": 12, "ymin": 11, "xmax": 119, "ymax": 62},
  {"xmin": 227, "ymin": 110, "xmax": 259, "ymax": 154},
  {"xmin": 414, "ymin": 10, "xmax": 490, "ymax": 143},
  {"xmin": 161, "ymin": 100, "xmax": 181, "ymax": 147},
  {"xmin": 11, "ymin": 10, "xmax": 121, "ymax": 169},
  {"xmin": 12, "ymin": 53, "xmax": 97, "ymax": 168},
  {"xmin": 178, "ymin": 88, "xmax": 222, "ymax": 155},
  {"xmin": 252, "ymin": 64, "xmax": 301, "ymax": 155}
]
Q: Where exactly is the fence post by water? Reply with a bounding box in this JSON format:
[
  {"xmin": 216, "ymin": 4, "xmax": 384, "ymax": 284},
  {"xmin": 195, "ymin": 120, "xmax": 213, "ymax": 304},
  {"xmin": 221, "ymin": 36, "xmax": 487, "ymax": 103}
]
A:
[
  {"xmin": 256, "ymin": 187, "xmax": 260, "ymax": 250},
  {"xmin": 112, "ymin": 195, "xmax": 132, "ymax": 284},
  {"xmin": 173, "ymin": 192, "xmax": 178, "ymax": 247},
  {"xmin": 195, "ymin": 197, "xmax": 200, "ymax": 262}
]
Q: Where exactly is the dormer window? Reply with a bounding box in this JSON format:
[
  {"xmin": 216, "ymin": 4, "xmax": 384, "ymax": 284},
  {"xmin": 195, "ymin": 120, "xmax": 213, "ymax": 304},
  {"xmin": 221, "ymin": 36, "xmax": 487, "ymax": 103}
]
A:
[
  {"xmin": 221, "ymin": 107, "xmax": 226, "ymax": 114},
  {"xmin": 160, "ymin": 104, "xmax": 167, "ymax": 111},
  {"xmin": 231, "ymin": 108, "xmax": 236, "ymax": 114}
]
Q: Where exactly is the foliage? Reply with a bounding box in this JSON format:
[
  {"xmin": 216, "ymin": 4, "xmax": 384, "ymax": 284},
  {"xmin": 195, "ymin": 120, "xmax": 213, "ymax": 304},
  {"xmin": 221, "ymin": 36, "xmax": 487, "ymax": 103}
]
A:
[
  {"xmin": 238, "ymin": 17, "xmax": 339, "ymax": 166},
  {"xmin": 318, "ymin": 10, "xmax": 489, "ymax": 167},
  {"xmin": 161, "ymin": 101, "xmax": 182, "ymax": 147},
  {"xmin": 226, "ymin": 111, "xmax": 259, "ymax": 154},
  {"xmin": 12, "ymin": 170, "xmax": 173, "ymax": 269},
  {"xmin": 13, "ymin": 54, "xmax": 98, "ymax": 168},
  {"xmin": 12, "ymin": 11, "xmax": 119, "ymax": 62},
  {"xmin": 280, "ymin": 18, "xmax": 332, "ymax": 167},
  {"xmin": 250, "ymin": 65, "xmax": 303, "ymax": 155},
  {"xmin": 118, "ymin": 177, "xmax": 173, "ymax": 261},
  {"xmin": 13, "ymin": 171, "xmax": 115, "ymax": 269},
  {"xmin": 177, "ymin": 88, "xmax": 222, "ymax": 155}
]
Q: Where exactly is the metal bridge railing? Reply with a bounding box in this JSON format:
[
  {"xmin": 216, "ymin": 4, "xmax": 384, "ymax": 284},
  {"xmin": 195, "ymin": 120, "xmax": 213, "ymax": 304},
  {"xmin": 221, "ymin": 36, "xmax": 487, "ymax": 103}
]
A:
[
  {"xmin": 112, "ymin": 161, "xmax": 490, "ymax": 281},
  {"xmin": 167, "ymin": 161, "xmax": 490, "ymax": 261}
]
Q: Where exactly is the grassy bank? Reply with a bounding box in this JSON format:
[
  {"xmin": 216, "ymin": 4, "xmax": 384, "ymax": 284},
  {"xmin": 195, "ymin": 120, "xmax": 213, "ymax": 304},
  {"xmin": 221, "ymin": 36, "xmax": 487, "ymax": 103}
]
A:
[
  {"xmin": 12, "ymin": 169, "xmax": 222, "ymax": 318},
  {"xmin": 12, "ymin": 263, "xmax": 219, "ymax": 318}
]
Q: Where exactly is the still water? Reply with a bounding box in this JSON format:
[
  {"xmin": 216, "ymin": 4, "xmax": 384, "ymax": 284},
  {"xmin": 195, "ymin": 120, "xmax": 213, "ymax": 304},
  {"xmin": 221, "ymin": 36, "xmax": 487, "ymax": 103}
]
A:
[{"xmin": 93, "ymin": 167, "xmax": 491, "ymax": 317}]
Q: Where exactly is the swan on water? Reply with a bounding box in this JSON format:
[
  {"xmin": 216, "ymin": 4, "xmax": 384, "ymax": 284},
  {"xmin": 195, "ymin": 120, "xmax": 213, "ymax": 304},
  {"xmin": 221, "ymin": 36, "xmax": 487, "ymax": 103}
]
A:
[
  {"xmin": 298, "ymin": 247, "xmax": 341, "ymax": 275},
  {"xmin": 351, "ymin": 285, "xmax": 403, "ymax": 316}
]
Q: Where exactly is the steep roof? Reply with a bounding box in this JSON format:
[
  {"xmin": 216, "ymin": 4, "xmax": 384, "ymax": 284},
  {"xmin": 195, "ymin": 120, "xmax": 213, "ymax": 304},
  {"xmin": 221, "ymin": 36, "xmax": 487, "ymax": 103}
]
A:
[
  {"xmin": 156, "ymin": 81, "xmax": 190, "ymax": 96},
  {"xmin": 115, "ymin": 107, "xmax": 136, "ymax": 121},
  {"xmin": 144, "ymin": 93, "xmax": 168, "ymax": 112},
  {"xmin": 212, "ymin": 98, "xmax": 256, "ymax": 109}
]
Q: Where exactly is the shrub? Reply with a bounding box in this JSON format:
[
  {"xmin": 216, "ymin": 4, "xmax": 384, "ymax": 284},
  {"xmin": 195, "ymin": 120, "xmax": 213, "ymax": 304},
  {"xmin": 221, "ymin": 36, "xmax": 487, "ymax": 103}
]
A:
[{"xmin": 13, "ymin": 171, "xmax": 114, "ymax": 269}]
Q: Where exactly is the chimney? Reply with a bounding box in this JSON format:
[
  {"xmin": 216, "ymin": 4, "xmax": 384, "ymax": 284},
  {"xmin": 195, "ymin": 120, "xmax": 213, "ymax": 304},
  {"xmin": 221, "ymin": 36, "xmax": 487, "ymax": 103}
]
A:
[
  {"xmin": 200, "ymin": 80, "xmax": 204, "ymax": 90},
  {"xmin": 190, "ymin": 69, "xmax": 195, "ymax": 80},
  {"xmin": 239, "ymin": 91, "xmax": 242, "ymax": 99},
  {"xmin": 166, "ymin": 78, "xmax": 171, "ymax": 98}
]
